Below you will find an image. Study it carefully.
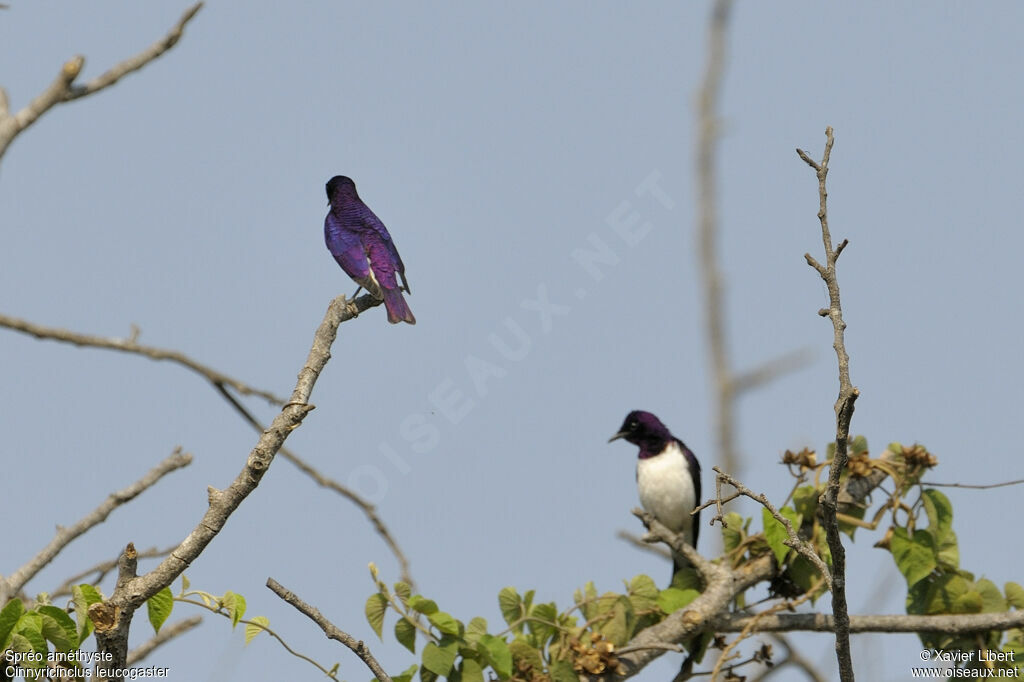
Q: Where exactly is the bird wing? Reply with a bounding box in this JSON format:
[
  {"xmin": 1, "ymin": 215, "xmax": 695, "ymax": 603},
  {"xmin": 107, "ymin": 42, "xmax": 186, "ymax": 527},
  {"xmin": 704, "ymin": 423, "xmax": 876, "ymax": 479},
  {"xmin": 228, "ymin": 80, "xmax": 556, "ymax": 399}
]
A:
[
  {"xmin": 362, "ymin": 230, "xmax": 402, "ymax": 292},
  {"xmin": 324, "ymin": 212, "xmax": 378, "ymax": 292},
  {"xmin": 361, "ymin": 207, "xmax": 411, "ymax": 293},
  {"xmin": 675, "ymin": 437, "xmax": 702, "ymax": 548}
]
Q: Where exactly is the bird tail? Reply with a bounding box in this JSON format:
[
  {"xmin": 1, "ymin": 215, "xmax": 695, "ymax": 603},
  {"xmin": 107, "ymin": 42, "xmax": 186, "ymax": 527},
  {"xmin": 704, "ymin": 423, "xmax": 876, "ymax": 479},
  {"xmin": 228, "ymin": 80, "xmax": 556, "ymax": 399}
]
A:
[
  {"xmin": 382, "ymin": 287, "xmax": 416, "ymax": 325},
  {"xmin": 671, "ymin": 555, "xmax": 690, "ymax": 588}
]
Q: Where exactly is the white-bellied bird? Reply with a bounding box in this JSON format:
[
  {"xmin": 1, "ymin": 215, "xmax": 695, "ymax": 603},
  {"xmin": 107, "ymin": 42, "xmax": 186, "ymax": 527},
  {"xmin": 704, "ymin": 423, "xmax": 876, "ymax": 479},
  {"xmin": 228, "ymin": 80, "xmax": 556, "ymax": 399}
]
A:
[{"xmin": 610, "ymin": 410, "xmax": 702, "ymax": 585}]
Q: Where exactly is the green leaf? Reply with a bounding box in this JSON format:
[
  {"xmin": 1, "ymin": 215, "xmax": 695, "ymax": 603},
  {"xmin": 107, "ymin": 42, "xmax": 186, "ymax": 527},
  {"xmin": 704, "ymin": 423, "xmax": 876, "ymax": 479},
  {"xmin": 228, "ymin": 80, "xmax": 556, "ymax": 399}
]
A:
[
  {"xmin": 762, "ymin": 506, "xmax": 801, "ymax": 565},
  {"xmin": 1007, "ymin": 582, "xmax": 1024, "ymax": 609},
  {"xmin": 394, "ymin": 581, "xmax": 412, "ymax": 603},
  {"xmin": 921, "ymin": 489, "xmax": 953, "ymax": 542},
  {"xmin": 850, "ymin": 435, "xmax": 868, "ymax": 456},
  {"xmin": 419, "ymin": 663, "xmax": 438, "ymax": 682},
  {"xmin": 597, "ymin": 595, "xmax": 636, "ymax": 646},
  {"xmin": 71, "ymin": 584, "xmax": 102, "ymax": 643},
  {"xmin": 627, "ymin": 575, "xmax": 660, "ymax": 611},
  {"xmin": 222, "ymin": 591, "xmax": 246, "ymax": 627},
  {"xmin": 407, "ymin": 596, "xmax": 439, "ymax": 615},
  {"xmin": 935, "ymin": 529, "xmax": 960, "ymax": 570},
  {"xmin": 147, "ymin": 587, "xmax": 173, "ymax": 634},
  {"xmin": 523, "ymin": 590, "xmax": 535, "ymax": 613},
  {"xmin": 952, "ymin": 590, "xmax": 984, "ymax": 614},
  {"xmin": 244, "ymin": 616, "xmax": 269, "ymax": 645},
  {"xmin": 15, "ymin": 613, "xmax": 47, "ymax": 656},
  {"xmin": 37, "ymin": 606, "xmax": 77, "ymax": 651},
  {"xmin": 672, "ymin": 567, "xmax": 703, "ymax": 593},
  {"xmin": 550, "ymin": 659, "xmax": 578, "ymax": 682},
  {"xmin": 657, "ymin": 588, "xmax": 699, "ymax": 614},
  {"xmin": 498, "ymin": 587, "xmax": 521, "ymax": 626},
  {"xmin": 427, "ymin": 611, "xmax": 461, "ymax": 637},
  {"xmin": 464, "ymin": 617, "xmax": 487, "ymax": 646},
  {"xmin": 788, "ymin": 555, "xmax": 828, "ymax": 603},
  {"xmin": 421, "ymin": 641, "xmax": 458, "ymax": 677},
  {"xmin": 721, "ymin": 511, "xmax": 744, "ymax": 552},
  {"xmin": 976, "ymin": 579, "xmax": 1007, "ymax": 613},
  {"xmin": 507, "ymin": 639, "xmax": 544, "ymax": 675},
  {"xmin": 457, "ymin": 657, "xmax": 484, "ymax": 682},
  {"xmin": 912, "ymin": 572, "xmax": 971, "ymax": 616},
  {"xmin": 527, "ymin": 602, "xmax": 558, "ymax": 645},
  {"xmin": 792, "ymin": 486, "xmax": 819, "ymax": 521},
  {"xmin": 180, "ymin": 574, "xmax": 191, "ymax": 593},
  {"xmin": 395, "ymin": 616, "xmax": 417, "ymax": 654},
  {"xmin": 0, "ymin": 598, "xmax": 26, "ymax": 647},
  {"xmin": 890, "ymin": 527, "xmax": 936, "ymax": 588},
  {"xmin": 477, "ymin": 635, "xmax": 512, "ymax": 680},
  {"xmin": 365, "ymin": 593, "xmax": 388, "ymax": 639}
]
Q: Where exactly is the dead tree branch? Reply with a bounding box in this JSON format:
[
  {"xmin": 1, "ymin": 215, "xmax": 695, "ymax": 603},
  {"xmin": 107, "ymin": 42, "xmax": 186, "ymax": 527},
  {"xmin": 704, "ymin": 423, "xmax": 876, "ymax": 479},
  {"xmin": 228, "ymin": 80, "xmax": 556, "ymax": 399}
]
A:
[
  {"xmin": 0, "ymin": 3, "xmax": 203, "ymax": 162},
  {"xmin": 267, "ymin": 577, "xmax": 393, "ymax": 682},
  {"xmin": 797, "ymin": 126, "xmax": 857, "ymax": 682},
  {"xmin": 0, "ymin": 312, "xmax": 286, "ymax": 405}
]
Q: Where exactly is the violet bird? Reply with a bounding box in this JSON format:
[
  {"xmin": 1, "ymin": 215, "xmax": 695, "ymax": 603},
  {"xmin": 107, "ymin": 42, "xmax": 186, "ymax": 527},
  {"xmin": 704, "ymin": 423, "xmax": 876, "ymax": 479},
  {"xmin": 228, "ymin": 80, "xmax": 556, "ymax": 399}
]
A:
[
  {"xmin": 324, "ymin": 175, "xmax": 415, "ymax": 324},
  {"xmin": 609, "ymin": 411, "xmax": 701, "ymax": 584}
]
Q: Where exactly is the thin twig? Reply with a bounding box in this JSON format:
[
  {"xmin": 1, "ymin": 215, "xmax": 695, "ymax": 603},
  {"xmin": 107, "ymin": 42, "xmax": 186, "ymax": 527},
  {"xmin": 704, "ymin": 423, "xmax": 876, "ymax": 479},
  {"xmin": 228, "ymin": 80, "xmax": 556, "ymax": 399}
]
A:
[
  {"xmin": 267, "ymin": 578, "xmax": 392, "ymax": 682},
  {"xmin": 0, "ymin": 312, "xmax": 286, "ymax": 405},
  {"xmin": 0, "ymin": 449, "xmax": 191, "ymax": 604},
  {"xmin": 177, "ymin": 596, "xmax": 340, "ymax": 679},
  {"xmin": 749, "ymin": 634, "xmax": 827, "ymax": 682},
  {"xmin": 125, "ymin": 616, "xmax": 202, "ymax": 666},
  {"xmin": 711, "ymin": 582, "xmax": 821, "ymax": 682},
  {"xmin": 213, "ymin": 382, "xmax": 415, "ymax": 588},
  {"xmin": 709, "ymin": 467, "xmax": 832, "ymax": 591},
  {"xmin": 0, "ymin": 3, "xmax": 203, "ymax": 161},
  {"xmin": 798, "ymin": 126, "xmax": 857, "ymax": 682},
  {"xmin": 922, "ymin": 478, "xmax": 1024, "ymax": 490}
]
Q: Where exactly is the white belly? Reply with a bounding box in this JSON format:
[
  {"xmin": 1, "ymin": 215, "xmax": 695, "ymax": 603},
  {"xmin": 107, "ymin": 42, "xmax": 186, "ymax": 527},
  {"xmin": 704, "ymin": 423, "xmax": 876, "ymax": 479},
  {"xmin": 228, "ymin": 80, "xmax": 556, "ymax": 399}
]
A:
[{"xmin": 636, "ymin": 442, "xmax": 696, "ymax": 545}]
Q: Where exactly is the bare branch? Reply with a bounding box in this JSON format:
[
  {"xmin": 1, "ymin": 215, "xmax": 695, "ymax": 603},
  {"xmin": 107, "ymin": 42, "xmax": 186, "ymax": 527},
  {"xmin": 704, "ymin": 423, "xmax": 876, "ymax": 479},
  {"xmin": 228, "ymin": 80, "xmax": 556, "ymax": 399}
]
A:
[
  {"xmin": 799, "ymin": 126, "xmax": 857, "ymax": 682},
  {"xmin": 0, "ymin": 312, "xmax": 286, "ymax": 405},
  {"xmin": 695, "ymin": 0, "xmax": 739, "ymax": 474},
  {"xmin": 709, "ymin": 610, "xmax": 1024, "ymax": 635},
  {"xmin": 66, "ymin": 4, "xmax": 203, "ymax": 102},
  {"xmin": 266, "ymin": 577, "xmax": 392, "ymax": 682},
  {"xmin": 922, "ymin": 478, "xmax": 1024, "ymax": 490},
  {"xmin": 125, "ymin": 616, "xmax": 202, "ymax": 666},
  {"xmin": 0, "ymin": 3, "xmax": 203, "ymax": 161},
  {"xmin": 50, "ymin": 546, "xmax": 174, "ymax": 600},
  {"xmin": 0, "ymin": 449, "xmax": 191, "ymax": 604},
  {"xmin": 89, "ymin": 295, "xmax": 355, "ymax": 674},
  {"xmin": 212, "ymin": 382, "xmax": 416, "ymax": 588}
]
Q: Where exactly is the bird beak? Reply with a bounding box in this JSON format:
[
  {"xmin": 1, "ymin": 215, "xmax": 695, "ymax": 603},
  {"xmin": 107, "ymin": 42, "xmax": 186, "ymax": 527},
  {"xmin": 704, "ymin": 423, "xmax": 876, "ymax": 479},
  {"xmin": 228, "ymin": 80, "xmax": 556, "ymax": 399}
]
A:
[{"xmin": 608, "ymin": 431, "xmax": 626, "ymax": 443}]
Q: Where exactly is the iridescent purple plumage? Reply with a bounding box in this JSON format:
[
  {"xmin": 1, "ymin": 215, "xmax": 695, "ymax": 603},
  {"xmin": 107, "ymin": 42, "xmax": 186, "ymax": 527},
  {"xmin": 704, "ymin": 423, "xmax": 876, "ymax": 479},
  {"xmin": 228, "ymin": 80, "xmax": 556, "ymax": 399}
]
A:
[{"xmin": 324, "ymin": 176, "xmax": 415, "ymax": 324}]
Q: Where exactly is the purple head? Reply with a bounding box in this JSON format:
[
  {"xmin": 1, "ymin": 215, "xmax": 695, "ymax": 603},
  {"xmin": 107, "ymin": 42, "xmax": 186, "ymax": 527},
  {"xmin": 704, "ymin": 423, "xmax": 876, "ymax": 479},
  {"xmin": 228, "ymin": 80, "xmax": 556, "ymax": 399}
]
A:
[
  {"xmin": 608, "ymin": 410, "xmax": 674, "ymax": 451},
  {"xmin": 326, "ymin": 175, "xmax": 359, "ymax": 203}
]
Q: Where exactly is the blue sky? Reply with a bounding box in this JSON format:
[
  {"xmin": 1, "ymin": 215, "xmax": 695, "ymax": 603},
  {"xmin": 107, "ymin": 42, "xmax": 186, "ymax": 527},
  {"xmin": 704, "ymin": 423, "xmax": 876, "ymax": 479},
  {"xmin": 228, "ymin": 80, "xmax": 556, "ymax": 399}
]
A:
[{"xmin": 2, "ymin": 3, "xmax": 1022, "ymax": 681}]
